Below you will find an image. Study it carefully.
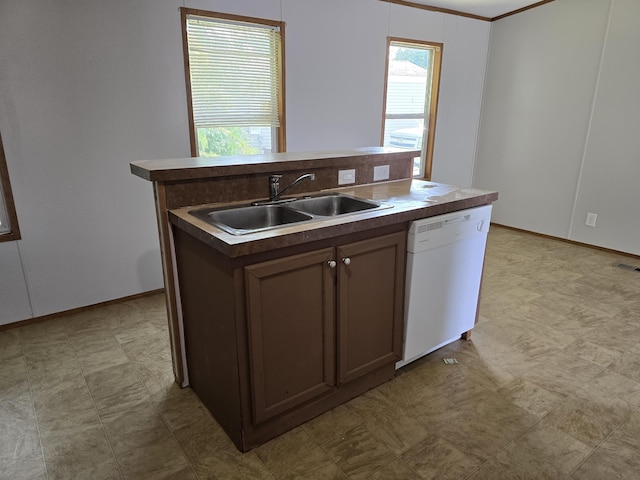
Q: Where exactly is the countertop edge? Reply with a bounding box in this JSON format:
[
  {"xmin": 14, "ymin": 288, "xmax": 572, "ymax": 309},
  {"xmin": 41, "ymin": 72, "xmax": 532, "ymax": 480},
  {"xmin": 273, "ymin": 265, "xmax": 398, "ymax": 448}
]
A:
[
  {"xmin": 168, "ymin": 185, "xmax": 498, "ymax": 258},
  {"xmin": 131, "ymin": 148, "xmax": 420, "ymax": 182}
]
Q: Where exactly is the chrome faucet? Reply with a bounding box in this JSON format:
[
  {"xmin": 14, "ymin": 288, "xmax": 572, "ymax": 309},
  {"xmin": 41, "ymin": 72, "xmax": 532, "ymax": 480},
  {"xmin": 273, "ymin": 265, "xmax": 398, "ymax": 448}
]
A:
[{"xmin": 269, "ymin": 173, "xmax": 316, "ymax": 202}]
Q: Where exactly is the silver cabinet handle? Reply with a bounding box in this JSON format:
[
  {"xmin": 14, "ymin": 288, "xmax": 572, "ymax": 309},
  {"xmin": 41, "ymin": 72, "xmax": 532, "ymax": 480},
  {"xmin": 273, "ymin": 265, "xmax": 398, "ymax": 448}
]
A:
[
  {"xmin": 328, "ymin": 260, "xmax": 337, "ymax": 268},
  {"xmin": 342, "ymin": 257, "xmax": 351, "ymax": 266}
]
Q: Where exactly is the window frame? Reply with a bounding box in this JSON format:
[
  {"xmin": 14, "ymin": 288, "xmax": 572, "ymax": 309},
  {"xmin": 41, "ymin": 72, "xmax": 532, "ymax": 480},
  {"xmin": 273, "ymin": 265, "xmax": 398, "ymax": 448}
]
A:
[
  {"xmin": 0, "ymin": 131, "xmax": 21, "ymax": 242},
  {"xmin": 380, "ymin": 37, "xmax": 443, "ymax": 180},
  {"xmin": 180, "ymin": 7, "xmax": 287, "ymax": 157}
]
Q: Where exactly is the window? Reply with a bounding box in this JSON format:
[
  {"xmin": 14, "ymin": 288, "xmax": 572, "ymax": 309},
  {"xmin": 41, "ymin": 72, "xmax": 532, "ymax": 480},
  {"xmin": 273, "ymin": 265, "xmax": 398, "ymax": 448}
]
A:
[
  {"xmin": 180, "ymin": 8, "xmax": 286, "ymax": 157},
  {"xmin": 381, "ymin": 38, "xmax": 442, "ymax": 179},
  {"xmin": 0, "ymin": 131, "xmax": 21, "ymax": 241}
]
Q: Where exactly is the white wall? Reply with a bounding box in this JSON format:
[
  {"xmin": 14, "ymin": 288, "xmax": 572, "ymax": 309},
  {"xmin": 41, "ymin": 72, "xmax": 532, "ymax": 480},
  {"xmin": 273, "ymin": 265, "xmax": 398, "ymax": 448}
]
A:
[
  {"xmin": 474, "ymin": 0, "xmax": 640, "ymax": 256},
  {"xmin": 0, "ymin": 0, "xmax": 489, "ymax": 324},
  {"xmin": 569, "ymin": 0, "xmax": 640, "ymax": 254},
  {"xmin": 0, "ymin": 0, "xmax": 188, "ymax": 323},
  {"xmin": 432, "ymin": 14, "xmax": 490, "ymax": 187}
]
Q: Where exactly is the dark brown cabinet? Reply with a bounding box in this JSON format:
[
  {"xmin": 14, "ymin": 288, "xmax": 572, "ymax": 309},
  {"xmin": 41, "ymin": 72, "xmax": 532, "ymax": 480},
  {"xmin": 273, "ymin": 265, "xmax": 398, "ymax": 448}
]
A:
[
  {"xmin": 336, "ymin": 234, "xmax": 405, "ymax": 384},
  {"xmin": 173, "ymin": 226, "xmax": 406, "ymax": 451},
  {"xmin": 244, "ymin": 248, "xmax": 336, "ymax": 423},
  {"xmin": 244, "ymin": 232, "xmax": 406, "ymax": 424}
]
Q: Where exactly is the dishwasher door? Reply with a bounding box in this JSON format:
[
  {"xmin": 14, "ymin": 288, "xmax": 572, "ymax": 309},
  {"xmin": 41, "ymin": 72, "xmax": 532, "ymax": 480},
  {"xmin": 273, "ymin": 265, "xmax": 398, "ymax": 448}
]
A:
[{"xmin": 397, "ymin": 204, "xmax": 492, "ymax": 368}]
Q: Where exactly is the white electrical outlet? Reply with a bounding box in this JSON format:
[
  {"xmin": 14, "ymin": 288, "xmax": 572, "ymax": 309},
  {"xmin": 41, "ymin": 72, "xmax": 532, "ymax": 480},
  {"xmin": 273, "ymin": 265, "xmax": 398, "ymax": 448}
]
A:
[
  {"xmin": 586, "ymin": 212, "xmax": 597, "ymax": 227},
  {"xmin": 338, "ymin": 169, "xmax": 356, "ymax": 185},
  {"xmin": 373, "ymin": 164, "xmax": 390, "ymax": 181}
]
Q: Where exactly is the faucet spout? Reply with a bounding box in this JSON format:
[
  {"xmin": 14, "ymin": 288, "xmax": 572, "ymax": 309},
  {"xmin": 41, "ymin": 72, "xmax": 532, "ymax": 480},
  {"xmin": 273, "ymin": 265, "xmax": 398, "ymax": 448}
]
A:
[{"xmin": 269, "ymin": 173, "xmax": 316, "ymax": 202}]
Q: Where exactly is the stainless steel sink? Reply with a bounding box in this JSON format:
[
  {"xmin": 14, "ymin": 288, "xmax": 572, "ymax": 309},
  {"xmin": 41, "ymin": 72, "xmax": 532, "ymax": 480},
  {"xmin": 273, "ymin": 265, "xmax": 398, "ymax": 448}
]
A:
[
  {"xmin": 191, "ymin": 204, "xmax": 313, "ymax": 235},
  {"xmin": 287, "ymin": 193, "xmax": 382, "ymax": 216},
  {"xmin": 190, "ymin": 193, "xmax": 390, "ymax": 235}
]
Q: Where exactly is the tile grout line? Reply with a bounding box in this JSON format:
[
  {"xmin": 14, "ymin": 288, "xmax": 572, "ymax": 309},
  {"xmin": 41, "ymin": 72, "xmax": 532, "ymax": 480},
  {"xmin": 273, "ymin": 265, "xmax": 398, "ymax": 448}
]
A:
[
  {"xmin": 459, "ymin": 346, "xmax": 622, "ymax": 479},
  {"xmin": 74, "ymin": 330, "xmax": 128, "ymax": 480},
  {"xmin": 566, "ymin": 397, "xmax": 640, "ymax": 478},
  {"xmin": 19, "ymin": 327, "xmax": 50, "ymax": 480},
  {"xmin": 460, "ymin": 369, "xmax": 588, "ymax": 480},
  {"xmin": 463, "ymin": 408, "xmax": 545, "ymax": 479},
  {"xmin": 302, "ymin": 424, "xmax": 359, "ymax": 480},
  {"xmin": 458, "ymin": 342, "xmax": 614, "ymax": 478},
  {"xmin": 115, "ymin": 333, "xmax": 203, "ymax": 480}
]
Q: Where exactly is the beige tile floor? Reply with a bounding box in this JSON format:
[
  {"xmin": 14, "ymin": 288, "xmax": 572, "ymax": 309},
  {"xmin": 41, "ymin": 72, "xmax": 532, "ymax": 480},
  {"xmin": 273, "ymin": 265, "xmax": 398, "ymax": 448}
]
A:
[{"xmin": 2, "ymin": 225, "xmax": 640, "ymax": 479}]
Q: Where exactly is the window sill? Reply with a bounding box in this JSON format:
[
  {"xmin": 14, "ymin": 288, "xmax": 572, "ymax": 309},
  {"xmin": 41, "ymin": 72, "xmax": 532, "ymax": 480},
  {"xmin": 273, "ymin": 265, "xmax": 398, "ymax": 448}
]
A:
[{"xmin": 0, "ymin": 231, "xmax": 21, "ymax": 243}]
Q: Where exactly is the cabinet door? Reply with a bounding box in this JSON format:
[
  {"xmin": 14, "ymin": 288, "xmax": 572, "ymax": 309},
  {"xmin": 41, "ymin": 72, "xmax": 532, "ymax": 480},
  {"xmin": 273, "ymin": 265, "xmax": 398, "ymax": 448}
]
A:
[
  {"xmin": 245, "ymin": 248, "xmax": 335, "ymax": 423},
  {"xmin": 337, "ymin": 231, "xmax": 406, "ymax": 384}
]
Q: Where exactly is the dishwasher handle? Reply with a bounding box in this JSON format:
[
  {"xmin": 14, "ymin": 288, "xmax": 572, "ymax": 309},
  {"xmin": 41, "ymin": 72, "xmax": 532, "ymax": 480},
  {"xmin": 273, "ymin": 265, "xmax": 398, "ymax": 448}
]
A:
[{"xmin": 444, "ymin": 214, "xmax": 471, "ymax": 225}]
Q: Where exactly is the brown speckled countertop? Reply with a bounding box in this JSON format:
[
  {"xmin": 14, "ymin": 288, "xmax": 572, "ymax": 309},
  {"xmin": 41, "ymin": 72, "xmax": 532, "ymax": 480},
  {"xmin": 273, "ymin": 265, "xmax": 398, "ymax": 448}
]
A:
[
  {"xmin": 168, "ymin": 179, "xmax": 498, "ymax": 258},
  {"xmin": 131, "ymin": 147, "xmax": 417, "ymax": 182}
]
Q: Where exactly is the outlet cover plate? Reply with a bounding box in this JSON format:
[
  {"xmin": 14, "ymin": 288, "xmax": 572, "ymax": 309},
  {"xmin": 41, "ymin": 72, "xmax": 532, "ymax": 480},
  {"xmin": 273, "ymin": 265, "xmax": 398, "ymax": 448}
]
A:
[
  {"xmin": 338, "ymin": 169, "xmax": 356, "ymax": 185},
  {"xmin": 374, "ymin": 164, "xmax": 390, "ymax": 181}
]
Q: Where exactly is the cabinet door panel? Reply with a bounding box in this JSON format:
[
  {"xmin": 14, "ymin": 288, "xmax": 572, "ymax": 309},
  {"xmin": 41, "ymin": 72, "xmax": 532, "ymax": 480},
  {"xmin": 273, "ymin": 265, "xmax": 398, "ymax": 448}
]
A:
[
  {"xmin": 337, "ymin": 231, "xmax": 406, "ymax": 384},
  {"xmin": 245, "ymin": 248, "xmax": 335, "ymax": 423}
]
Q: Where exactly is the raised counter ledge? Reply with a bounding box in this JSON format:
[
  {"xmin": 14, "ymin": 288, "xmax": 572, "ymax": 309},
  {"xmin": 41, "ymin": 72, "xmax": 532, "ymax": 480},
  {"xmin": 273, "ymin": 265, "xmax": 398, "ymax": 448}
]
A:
[
  {"xmin": 130, "ymin": 146, "xmax": 418, "ymax": 182},
  {"xmin": 168, "ymin": 179, "xmax": 499, "ymax": 258}
]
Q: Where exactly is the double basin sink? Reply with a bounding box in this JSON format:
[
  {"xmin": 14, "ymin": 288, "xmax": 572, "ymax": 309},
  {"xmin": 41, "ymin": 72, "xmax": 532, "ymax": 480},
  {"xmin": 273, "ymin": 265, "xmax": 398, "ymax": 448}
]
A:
[{"xmin": 190, "ymin": 193, "xmax": 390, "ymax": 235}]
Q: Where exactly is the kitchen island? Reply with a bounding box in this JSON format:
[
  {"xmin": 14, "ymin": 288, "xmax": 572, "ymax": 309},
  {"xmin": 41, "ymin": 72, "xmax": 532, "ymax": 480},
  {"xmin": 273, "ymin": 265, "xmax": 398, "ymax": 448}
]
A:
[{"xmin": 130, "ymin": 148, "xmax": 498, "ymax": 451}]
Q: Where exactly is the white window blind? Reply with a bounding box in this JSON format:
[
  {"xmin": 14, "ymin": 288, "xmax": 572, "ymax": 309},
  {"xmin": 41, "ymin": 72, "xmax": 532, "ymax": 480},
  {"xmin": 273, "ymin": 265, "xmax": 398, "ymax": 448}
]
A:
[{"xmin": 185, "ymin": 14, "xmax": 282, "ymax": 129}]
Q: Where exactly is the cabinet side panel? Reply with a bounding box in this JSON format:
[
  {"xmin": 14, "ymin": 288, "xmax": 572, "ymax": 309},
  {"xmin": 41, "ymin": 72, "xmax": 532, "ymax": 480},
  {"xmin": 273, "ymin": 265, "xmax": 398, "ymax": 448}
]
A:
[{"xmin": 173, "ymin": 229, "xmax": 242, "ymax": 447}]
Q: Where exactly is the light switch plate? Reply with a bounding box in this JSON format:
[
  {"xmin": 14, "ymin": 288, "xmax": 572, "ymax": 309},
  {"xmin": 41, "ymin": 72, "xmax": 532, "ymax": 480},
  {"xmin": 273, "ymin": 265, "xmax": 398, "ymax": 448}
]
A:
[
  {"xmin": 338, "ymin": 169, "xmax": 356, "ymax": 185},
  {"xmin": 374, "ymin": 164, "xmax": 390, "ymax": 181}
]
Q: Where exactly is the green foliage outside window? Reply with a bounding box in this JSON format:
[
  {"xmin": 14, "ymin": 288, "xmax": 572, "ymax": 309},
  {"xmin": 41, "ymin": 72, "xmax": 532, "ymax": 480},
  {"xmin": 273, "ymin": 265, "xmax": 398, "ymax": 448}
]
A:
[
  {"xmin": 197, "ymin": 127, "xmax": 259, "ymax": 157},
  {"xmin": 395, "ymin": 48, "xmax": 430, "ymax": 69}
]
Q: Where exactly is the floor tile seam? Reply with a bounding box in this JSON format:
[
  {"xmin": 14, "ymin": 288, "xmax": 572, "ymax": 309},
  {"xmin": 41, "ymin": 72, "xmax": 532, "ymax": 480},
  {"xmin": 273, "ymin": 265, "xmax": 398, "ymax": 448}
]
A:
[
  {"xmin": 362, "ymin": 455, "xmax": 423, "ymax": 480},
  {"xmin": 119, "ymin": 344, "xmax": 202, "ymax": 480},
  {"xmin": 389, "ymin": 421, "xmax": 468, "ymax": 467},
  {"xmin": 578, "ymin": 372, "xmax": 640, "ymax": 408},
  {"xmin": 537, "ymin": 384, "xmax": 588, "ymax": 423},
  {"xmin": 363, "ymin": 421, "xmax": 434, "ymax": 459},
  {"xmin": 401, "ymin": 429, "xmax": 492, "ymax": 480},
  {"xmin": 67, "ymin": 326, "xmax": 124, "ymax": 357},
  {"xmin": 267, "ymin": 426, "xmax": 343, "ymax": 480},
  {"xmin": 535, "ymin": 387, "xmax": 632, "ymax": 478},
  {"xmin": 606, "ymin": 362, "xmax": 640, "ymax": 386},
  {"xmin": 77, "ymin": 358, "xmax": 126, "ymax": 480},
  {"xmin": 19, "ymin": 328, "xmax": 50, "ymax": 480},
  {"xmin": 311, "ymin": 422, "xmax": 391, "ymax": 480},
  {"xmin": 412, "ymin": 408, "xmax": 465, "ymax": 441},
  {"xmin": 254, "ymin": 455, "xmax": 278, "ymax": 480},
  {"xmin": 564, "ymin": 406, "xmax": 636, "ymax": 478},
  {"xmin": 461, "ymin": 414, "xmax": 547, "ymax": 480}
]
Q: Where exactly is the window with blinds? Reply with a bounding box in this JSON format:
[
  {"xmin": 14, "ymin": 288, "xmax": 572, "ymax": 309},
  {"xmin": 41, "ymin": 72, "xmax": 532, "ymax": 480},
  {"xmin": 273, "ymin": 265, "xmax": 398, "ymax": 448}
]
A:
[
  {"xmin": 381, "ymin": 38, "xmax": 442, "ymax": 180},
  {"xmin": 181, "ymin": 9, "xmax": 285, "ymax": 157}
]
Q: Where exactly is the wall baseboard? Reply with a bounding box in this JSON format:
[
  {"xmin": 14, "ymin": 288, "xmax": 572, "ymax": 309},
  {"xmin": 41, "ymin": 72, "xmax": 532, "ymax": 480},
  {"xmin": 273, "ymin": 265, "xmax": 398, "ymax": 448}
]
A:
[
  {"xmin": 0, "ymin": 289, "xmax": 165, "ymax": 332},
  {"xmin": 492, "ymin": 223, "xmax": 640, "ymax": 260}
]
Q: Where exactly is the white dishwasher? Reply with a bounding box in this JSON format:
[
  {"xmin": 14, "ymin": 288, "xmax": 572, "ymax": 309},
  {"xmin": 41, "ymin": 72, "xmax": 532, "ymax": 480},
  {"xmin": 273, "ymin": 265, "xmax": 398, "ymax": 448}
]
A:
[{"xmin": 397, "ymin": 204, "xmax": 492, "ymax": 368}]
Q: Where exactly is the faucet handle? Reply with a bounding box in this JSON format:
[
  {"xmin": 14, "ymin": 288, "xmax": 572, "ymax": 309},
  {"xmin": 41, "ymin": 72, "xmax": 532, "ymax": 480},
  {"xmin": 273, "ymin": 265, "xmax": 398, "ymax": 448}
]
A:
[
  {"xmin": 269, "ymin": 174, "xmax": 282, "ymax": 190},
  {"xmin": 269, "ymin": 174, "xmax": 282, "ymax": 201}
]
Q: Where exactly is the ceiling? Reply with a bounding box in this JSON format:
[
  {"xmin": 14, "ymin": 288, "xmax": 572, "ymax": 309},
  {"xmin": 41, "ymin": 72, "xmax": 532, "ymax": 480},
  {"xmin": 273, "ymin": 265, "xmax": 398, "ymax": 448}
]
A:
[{"xmin": 398, "ymin": 0, "xmax": 550, "ymax": 19}]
